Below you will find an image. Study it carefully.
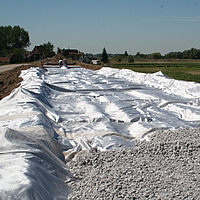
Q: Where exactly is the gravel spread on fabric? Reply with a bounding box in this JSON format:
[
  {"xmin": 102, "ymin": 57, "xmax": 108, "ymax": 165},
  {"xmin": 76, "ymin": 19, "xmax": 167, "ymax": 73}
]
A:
[{"xmin": 68, "ymin": 127, "xmax": 200, "ymax": 199}]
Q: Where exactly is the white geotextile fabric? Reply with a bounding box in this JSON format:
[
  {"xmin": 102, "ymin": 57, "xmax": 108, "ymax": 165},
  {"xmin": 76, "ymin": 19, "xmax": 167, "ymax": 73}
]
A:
[{"xmin": 1, "ymin": 66, "xmax": 200, "ymax": 199}]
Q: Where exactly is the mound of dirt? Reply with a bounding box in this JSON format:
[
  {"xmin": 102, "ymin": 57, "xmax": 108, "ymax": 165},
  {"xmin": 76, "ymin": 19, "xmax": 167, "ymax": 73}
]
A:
[
  {"xmin": 51, "ymin": 53, "xmax": 67, "ymax": 61},
  {"xmin": 0, "ymin": 64, "xmax": 32, "ymax": 100}
]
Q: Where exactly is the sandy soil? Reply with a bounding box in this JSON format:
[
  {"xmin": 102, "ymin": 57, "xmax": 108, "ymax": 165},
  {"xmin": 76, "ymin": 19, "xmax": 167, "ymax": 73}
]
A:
[{"xmin": 0, "ymin": 53, "xmax": 102, "ymax": 100}]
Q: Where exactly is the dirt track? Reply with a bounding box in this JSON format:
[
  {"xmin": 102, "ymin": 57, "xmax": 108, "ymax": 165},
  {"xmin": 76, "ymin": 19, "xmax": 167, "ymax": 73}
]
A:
[{"xmin": 0, "ymin": 63, "xmax": 30, "ymax": 72}]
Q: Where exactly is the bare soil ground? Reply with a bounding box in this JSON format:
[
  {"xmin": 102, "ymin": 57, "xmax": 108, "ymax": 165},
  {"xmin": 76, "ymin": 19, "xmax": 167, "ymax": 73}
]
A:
[
  {"xmin": 0, "ymin": 64, "xmax": 32, "ymax": 100},
  {"xmin": 0, "ymin": 53, "xmax": 102, "ymax": 100}
]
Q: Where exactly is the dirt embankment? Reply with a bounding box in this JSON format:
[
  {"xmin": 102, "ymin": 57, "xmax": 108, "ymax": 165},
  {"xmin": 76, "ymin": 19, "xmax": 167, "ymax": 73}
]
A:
[
  {"xmin": 0, "ymin": 54, "xmax": 102, "ymax": 100},
  {"xmin": 0, "ymin": 65, "xmax": 31, "ymax": 100}
]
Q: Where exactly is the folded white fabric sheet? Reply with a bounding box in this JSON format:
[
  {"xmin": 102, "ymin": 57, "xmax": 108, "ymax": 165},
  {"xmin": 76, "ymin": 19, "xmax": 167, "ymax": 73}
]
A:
[{"xmin": 1, "ymin": 66, "xmax": 200, "ymax": 199}]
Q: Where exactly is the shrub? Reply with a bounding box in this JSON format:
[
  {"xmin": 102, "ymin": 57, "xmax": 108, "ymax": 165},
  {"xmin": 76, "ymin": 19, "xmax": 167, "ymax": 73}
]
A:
[
  {"xmin": 115, "ymin": 56, "xmax": 122, "ymax": 62},
  {"xmin": 128, "ymin": 55, "xmax": 134, "ymax": 63}
]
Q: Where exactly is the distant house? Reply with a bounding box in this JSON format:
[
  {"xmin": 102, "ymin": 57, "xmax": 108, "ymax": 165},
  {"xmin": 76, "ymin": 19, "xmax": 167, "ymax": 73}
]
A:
[
  {"xmin": 61, "ymin": 48, "xmax": 79, "ymax": 57},
  {"xmin": 79, "ymin": 55, "xmax": 92, "ymax": 64},
  {"xmin": 91, "ymin": 60, "xmax": 100, "ymax": 65},
  {"xmin": 66, "ymin": 52, "xmax": 83, "ymax": 60},
  {"xmin": 27, "ymin": 46, "xmax": 47, "ymax": 61},
  {"xmin": 65, "ymin": 51, "xmax": 91, "ymax": 63},
  {"xmin": 24, "ymin": 51, "xmax": 31, "ymax": 61},
  {"xmin": 0, "ymin": 54, "xmax": 19, "ymax": 64}
]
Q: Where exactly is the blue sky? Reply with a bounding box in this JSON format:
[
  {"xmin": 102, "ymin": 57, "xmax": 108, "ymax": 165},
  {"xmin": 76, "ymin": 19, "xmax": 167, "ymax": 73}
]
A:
[{"xmin": 1, "ymin": 0, "xmax": 200, "ymax": 55}]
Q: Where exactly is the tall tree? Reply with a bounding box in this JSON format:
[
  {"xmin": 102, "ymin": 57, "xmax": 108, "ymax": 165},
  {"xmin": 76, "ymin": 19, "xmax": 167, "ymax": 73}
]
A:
[
  {"xmin": 150, "ymin": 52, "xmax": 161, "ymax": 59},
  {"xmin": 128, "ymin": 55, "xmax": 134, "ymax": 63},
  {"xmin": 41, "ymin": 41, "xmax": 55, "ymax": 57},
  {"xmin": 101, "ymin": 47, "xmax": 108, "ymax": 63},
  {"xmin": 124, "ymin": 51, "xmax": 128, "ymax": 57},
  {"xmin": 0, "ymin": 25, "xmax": 30, "ymax": 56},
  {"xmin": 57, "ymin": 47, "xmax": 61, "ymax": 53},
  {"xmin": 11, "ymin": 25, "xmax": 30, "ymax": 49},
  {"xmin": 0, "ymin": 26, "xmax": 12, "ymax": 56}
]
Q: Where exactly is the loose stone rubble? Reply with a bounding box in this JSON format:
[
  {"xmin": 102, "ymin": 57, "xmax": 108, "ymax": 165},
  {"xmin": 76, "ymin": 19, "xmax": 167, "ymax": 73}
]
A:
[{"xmin": 68, "ymin": 127, "xmax": 200, "ymax": 199}]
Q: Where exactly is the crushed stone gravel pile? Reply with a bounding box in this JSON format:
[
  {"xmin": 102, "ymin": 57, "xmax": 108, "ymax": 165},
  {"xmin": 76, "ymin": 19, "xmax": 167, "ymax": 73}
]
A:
[{"xmin": 68, "ymin": 127, "xmax": 200, "ymax": 199}]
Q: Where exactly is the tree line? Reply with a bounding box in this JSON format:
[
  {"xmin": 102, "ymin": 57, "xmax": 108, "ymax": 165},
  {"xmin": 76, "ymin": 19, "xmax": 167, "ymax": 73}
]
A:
[
  {"xmin": 164, "ymin": 48, "xmax": 200, "ymax": 59},
  {"xmin": 135, "ymin": 48, "xmax": 200, "ymax": 59}
]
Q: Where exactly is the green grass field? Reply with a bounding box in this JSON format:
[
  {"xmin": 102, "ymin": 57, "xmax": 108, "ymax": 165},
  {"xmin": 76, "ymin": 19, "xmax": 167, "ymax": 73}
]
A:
[{"xmin": 111, "ymin": 62, "xmax": 200, "ymax": 83}]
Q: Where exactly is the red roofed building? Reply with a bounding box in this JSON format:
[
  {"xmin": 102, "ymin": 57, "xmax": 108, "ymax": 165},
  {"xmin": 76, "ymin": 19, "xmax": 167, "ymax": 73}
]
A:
[
  {"xmin": 0, "ymin": 54, "xmax": 19, "ymax": 64},
  {"xmin": 27, "ymin": 46, "xmax": 47, "ymax": 61}
]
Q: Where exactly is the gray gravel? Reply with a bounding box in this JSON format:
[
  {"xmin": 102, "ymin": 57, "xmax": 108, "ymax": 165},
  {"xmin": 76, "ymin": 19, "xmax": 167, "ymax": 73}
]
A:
[{"xmin": 68, "ymin": 127, "xmax": 200, "ymax": 199}]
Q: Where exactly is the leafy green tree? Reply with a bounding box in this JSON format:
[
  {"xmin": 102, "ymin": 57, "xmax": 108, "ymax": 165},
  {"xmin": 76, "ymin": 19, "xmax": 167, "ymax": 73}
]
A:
[
  {"xmin": 11, "ymin": 26, "xmax": 30, "ymax": 49},
  {"xmin": 57, "ymin": 47, "xmax": 61, "ymax": 53},
  {"xmin": 124, "ymin": 51, "xmax": 128, "ymax": 57},
  {"xmin": 188, "ymin": 48, "xmax": 199, "ymax": 59},
  {"xmin": 164, "ymin": 52, "xmax": 175, "ymax": 59},
  {"xmin": 135, "ymin": 52, "xmax": 148, "ymax": 58},
  {"xmin": 115, "ymin": 56, "xmax": 122, "ymax": 62},
  {"xmin": 135, "ymin": 52, "xmax": 140, "ymax": 58},
  {"xmin": 182, "ymin": 50, "xmax": 189, "ymax": 59},
  {"xmin": 165, "ymin": 51, "xmax": 183, "ymax": 59},
  {"xmin": 128, "ymin": 55, "xmax": 134, "ymax": 62},
  {"xmin": 177, "ymin": 51, "xmax": 183, "ymax": 59},
  {"xmin": 150, "ymin": 52, "xmax": 161, "ymax": 59},
  {"xmin": 0, "ymin": 25, "xmax": 30, "ymax": 57},
  {"xmin": 41, "ymin": 41, "xmax": 55, "ymax": 57},
  {"xmin": 164, "ymin": 48, "xmax": 200, "ymax": 59},
  {"xmin": 101, "ymin": 47, "xmax": 108, "ymax": 63},
  {"xmin": 12, "ymin": 48, "xmax": 25, "ymax": 62},
  {"xmin": 119, "ymin": 51, "xmax": 129, "ymax": 59},
  {"xmin": 0, "ymin": 26, "xmax": 12, "ymax": 56}
]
